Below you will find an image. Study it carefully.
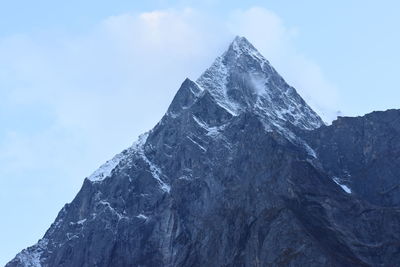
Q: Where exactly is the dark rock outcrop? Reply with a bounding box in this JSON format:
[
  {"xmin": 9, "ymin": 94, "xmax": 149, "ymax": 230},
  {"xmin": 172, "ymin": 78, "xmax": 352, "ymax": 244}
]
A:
[{"xmin": 305, "ymin": 109, "xmax": 400, "ymax": 207}]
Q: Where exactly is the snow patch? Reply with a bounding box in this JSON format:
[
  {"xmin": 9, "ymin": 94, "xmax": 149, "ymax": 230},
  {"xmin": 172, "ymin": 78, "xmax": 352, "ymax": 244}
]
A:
[
  {"xmin": 333, "ymin": 177, "xmax": 352, "ymax": 194},
  {"xmin": 77, "ymin": 219, "xmax": 86, "ymax": 225},
  {"xmin": 178, "ymin": 175, "xmax": 192, "ymax": 181},
  {"xmin": 186, "ymin": 136, "xmax": 207, "ymax": 152},
  {"xmin": 88, "ymin": 152, "xmax": 125, "ymax": 182},
  {"xmin": 98, "ymin": 200, "xmax": 128, "ymax": 220},
  {"xmin": 136, "ymin": 133, "xmax": 171, "ymax": 193},
  {"xmin": 69, "ymin": 219, "xmax": 87, "ymax": 226},
  {"xmin": 187, "ymin": 136, "xmax": 207, "ymax": 152},
  {"xmin": 136, "ymin": 214, "xmax": 148, "ymax": 220},
  {"xmin": 14, "ymin": 238, "xmax": 48, "ymax": 267},
  {"xmin": 192, "ymin": 116, "xmax": 226, "ymax": 138},
  {"xmin": 304, "ymin": 143, "xmax": 317, "ymax": 159},
  {"xmin": 88, "ymin": 132, "xmax": 166, "ymax": 186}
]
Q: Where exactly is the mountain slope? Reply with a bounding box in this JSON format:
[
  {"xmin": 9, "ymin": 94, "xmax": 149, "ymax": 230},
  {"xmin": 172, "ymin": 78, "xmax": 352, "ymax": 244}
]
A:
[
  {"xmin": 305, "ymin": 109, "xmax": 400, "ymax": 207},
  {"xmin": 7, "ymin": 37, "xmax": 400, "ymax": 267}
]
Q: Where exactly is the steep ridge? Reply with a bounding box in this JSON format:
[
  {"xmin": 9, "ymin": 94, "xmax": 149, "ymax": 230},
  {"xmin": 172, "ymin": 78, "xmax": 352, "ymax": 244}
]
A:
[
  {"xmin": 305, "ymin": 109, "xmax": 400, "ymax": 207},
  {"xmin": 7, "ymin": 37, "xmax": 400, "ymax": 267}
]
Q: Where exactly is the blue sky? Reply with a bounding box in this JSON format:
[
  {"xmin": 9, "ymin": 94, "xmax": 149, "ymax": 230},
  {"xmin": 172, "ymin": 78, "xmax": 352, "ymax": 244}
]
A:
[{"xmin": 1, "ymin": 0, "xmax": 399, "ymax": 265}]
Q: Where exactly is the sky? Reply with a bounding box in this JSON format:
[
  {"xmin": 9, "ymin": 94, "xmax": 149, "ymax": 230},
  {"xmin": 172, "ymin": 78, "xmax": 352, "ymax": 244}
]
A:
[{"xmin": 1, "ymin": 0, "xmax": 399, "ymax": 265}]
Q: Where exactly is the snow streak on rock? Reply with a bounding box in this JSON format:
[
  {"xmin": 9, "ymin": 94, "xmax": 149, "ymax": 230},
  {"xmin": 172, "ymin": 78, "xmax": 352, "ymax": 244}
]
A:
[
  {"xmin": 12, "ymin": 239, "xmax": 48, "ymax": 267},
  {"xmin": 136, "ymin": 133, "xmax": 171, "ymax": 193}
]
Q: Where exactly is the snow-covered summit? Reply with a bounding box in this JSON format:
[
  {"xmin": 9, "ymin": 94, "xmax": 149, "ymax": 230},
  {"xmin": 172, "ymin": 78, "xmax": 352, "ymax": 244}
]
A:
[
  {"xmin": 226, "ymin": 36, "xmax": 268, "ymax": 64},
  {"xmin": 196, "ymin": 36, "xmax": 323, "ymax": 131}
]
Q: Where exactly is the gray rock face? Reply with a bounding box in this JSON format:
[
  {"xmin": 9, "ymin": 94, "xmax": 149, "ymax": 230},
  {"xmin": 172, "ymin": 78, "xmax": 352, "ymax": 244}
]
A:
[
  {"xmin": 305, "ymin": 110, "xmax": 400, "ymax": 207},
  {"xmin": 7, "ymin": 37, "xmax": 400, "ymax": 267}
]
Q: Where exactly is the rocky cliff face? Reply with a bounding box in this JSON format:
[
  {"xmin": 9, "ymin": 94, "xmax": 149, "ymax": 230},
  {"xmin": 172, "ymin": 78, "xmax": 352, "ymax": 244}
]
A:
[
  {"xmin": 305, "ymin": 110, "xmax": 400, "ymax": 207},
  {"xmin": 7, "ymin": 37, "xmax": 400, "ymax": 267}
]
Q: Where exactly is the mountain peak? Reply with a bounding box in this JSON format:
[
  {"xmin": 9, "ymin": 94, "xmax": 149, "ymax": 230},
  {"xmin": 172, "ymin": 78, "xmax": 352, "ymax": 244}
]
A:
[
  {"xmin": 232, "ymin": 35, "xmax": 249, "ymax": 44},
  {"xmin": 229, "ymin": 36, "xmax": 257, "ymax": 53},
  {"xmin": 223, "ymin": 36, "xmax": 266, "ymax": 66},
  {"xmin": 195, "ymin": 36, "xmax": 323, "ymax": 131}
]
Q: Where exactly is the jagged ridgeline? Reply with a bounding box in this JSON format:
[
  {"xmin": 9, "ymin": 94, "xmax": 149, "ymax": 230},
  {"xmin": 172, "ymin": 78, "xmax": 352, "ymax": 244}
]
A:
[{"xmin": 7, "ymin": 37, "xmax": 400, "ymax": 267}]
